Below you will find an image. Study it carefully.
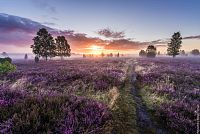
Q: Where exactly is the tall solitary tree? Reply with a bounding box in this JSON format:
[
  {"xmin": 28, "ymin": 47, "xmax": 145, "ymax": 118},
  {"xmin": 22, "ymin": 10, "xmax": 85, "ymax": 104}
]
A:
[
  {"xmin": 31, "ymin": 28, "xmax": 56, "ymax": 61},
  {"xmin": 167, "ymin": 32, "xmax": 182, "ymax": 58},
  {"xmin": 55, "ymin": 36, "xmax": 71, "ymax": 59}
]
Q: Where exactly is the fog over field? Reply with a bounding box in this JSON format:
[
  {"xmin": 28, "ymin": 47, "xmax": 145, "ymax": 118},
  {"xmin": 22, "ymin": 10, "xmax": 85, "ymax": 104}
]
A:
[{"xmin": 0, "ymin": 0, "xmax": 200, "ymax": 134}]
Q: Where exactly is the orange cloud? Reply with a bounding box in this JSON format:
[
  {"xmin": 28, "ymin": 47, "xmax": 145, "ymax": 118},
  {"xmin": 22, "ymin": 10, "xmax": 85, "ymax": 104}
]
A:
[{"xmin": 0, "ymin": 13, "xmax": 172, "ymax": 54}]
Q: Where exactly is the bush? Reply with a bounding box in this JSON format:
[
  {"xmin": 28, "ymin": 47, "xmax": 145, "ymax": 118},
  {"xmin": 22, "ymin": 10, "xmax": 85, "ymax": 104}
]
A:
[
  {"xmin": 24, "ymin": 54, "xmax": 28, "ymax": 60},
  {"xmin": 34, "ymin": 56, "xmax": 39, "ymax": 63},
  {"xmin": 146, "ymin": 51, "xmax": 156, "ymax": 57},
  {"xmin": 139, "ymin": 50, "xmax": 146, "ymax": 57},
  {"xmin": 146, "ymin": 45, "xmax": 156, "ymax": 58},
  {"xmin": 0, "ymin": 95, "xmax": 110, "ymax": 133},
  {"xmin": 0, "ymin": 61, "xmax": 16, "ymax": 75},
  {"xmin": 0, "ymin": 57, "xmax": 12, "ymax": 63},
  {"xmin": 191, "ymin": 49, "xmax": 199, "ymax": 56}
]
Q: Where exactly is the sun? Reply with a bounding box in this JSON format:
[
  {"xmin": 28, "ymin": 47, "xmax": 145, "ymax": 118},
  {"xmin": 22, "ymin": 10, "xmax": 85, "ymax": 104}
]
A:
[
  {"xmin": 89, "ymin": 45, "xmax": 103, "ymax": 50},
  {"xmin": 87, "ymin": 45, "xmax": 104, "ymax": 54}
]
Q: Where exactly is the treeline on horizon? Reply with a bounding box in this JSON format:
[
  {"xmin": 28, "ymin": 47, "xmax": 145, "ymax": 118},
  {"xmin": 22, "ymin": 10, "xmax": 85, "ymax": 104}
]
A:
[
  {"xmin": 30, "ymin": 29, "xmax": 199, "ymax": 61},
  {"xmin": 2, "ymin": 29, "xmax": 200, "ymax": 62},
  {"xmin": 139, "ymin": 32, "xmax": 200, "ymax": 58}
]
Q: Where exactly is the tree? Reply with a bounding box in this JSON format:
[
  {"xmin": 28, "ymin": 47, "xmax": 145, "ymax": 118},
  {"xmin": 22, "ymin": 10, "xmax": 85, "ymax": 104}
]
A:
[
  {"xmin": 139, "ymin": 50, "xmax": 146, "ymax": 57},
  {"xmin": 35, "ymin": 56, "xmax": 39, "ymax": 63},
  {"xmin": 1, "ymin": 52, "xmax": 8, "ymax": 57},
  {"xmin": 167, "ymin": 32, "xmax": 182, "ymax": 58},
  {"xmin": 101, "ymin": 52, "xmax": 105, "ymax": 57},
  {"xmin": 24, "ymin": 54, "xmax": 28, "ymax": 60},
  {"xmin": 31, "ymin": 28, "xmax": 56, "ymax": 61},
  {"xmin": 146, "ymin": 45, "xmax": 156, "ymax": 58},
  {"xmin": 55, "ymin": 36, "xmax": 71, "ymax": 60},
  {"xmin": 107, "ymin": 53, "xmax": 113, "ymax": 57},
  {"xmin": 116, "ymin": 52, "xmax": 120, "ymax": 57},
  {"xmin": 180, "ymin": 50, "xmax": 186, "ymax": 56},
  {"xmin": 191, "ymin": 49, "xmax": 200, "ymax": 56}
]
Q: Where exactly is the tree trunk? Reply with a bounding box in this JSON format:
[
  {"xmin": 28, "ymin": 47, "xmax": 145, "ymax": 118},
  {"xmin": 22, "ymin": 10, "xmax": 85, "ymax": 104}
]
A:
[{"xmin": 45, "ymin": 56, "xmax": 47, "ymax": 61}]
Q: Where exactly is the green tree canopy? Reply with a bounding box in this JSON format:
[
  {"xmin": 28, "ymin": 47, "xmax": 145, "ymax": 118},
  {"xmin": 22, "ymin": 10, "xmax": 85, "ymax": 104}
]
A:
[
  {"xmin": 55, "ymin": 36, "xmax": 71, "ymax": 59},
  {"xmin": 139, "ymin": 50, "xmax": 146, "ymax": 57},
  {"xmin": 31, "ymin": 28, "xmax": 56, "ymax": 61},
  {"xmin": 146, "ymin": 45, "xmax": 156, "ymax": 58},
  {"xmin": 167, "ymin": 32, "xmax": 182, "ymax": 58}
]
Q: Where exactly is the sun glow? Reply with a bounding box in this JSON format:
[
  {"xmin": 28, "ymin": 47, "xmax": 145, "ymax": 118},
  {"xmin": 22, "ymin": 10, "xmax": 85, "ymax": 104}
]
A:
[{"xmin": 86, "ymin": 45, "xmax": 104, "ymax": 54}]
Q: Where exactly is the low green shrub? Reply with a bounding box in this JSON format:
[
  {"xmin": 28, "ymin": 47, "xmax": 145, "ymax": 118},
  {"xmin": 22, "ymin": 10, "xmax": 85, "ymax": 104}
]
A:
[
  {"xmin": 0, "ymin": 61, "xmax": 16, "ymax": 75},
  {"xmin": 0, "ymin": 57, "xmax": 12, "ymax": 63}
]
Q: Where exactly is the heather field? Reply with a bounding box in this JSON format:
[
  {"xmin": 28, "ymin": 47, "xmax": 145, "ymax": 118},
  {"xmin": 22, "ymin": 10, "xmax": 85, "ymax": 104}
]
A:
[
  {"xmin": 1, "ymin": 0, "xmax": 200, "ymax": 133},
  {"xmin": 0, "ymin": 57, "xmax": 199, "ymax": 134},
  {"xmin": 134, "ymin": 57, "xmax": 200, "ymax": 133}
]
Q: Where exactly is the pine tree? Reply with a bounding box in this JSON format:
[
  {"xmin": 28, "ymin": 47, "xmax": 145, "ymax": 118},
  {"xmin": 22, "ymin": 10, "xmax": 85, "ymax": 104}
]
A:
[
  {"xmin": 101, "ymin": 52, "xmax": 105, "ymax": 57},
  {"xmin": 167, "ymin": 32, "xmax": 182, "ymax": 58}
]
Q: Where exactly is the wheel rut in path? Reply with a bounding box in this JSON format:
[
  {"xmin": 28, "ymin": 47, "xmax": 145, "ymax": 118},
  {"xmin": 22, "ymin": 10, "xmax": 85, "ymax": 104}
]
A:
[{"xmin": 129, "ymin": 64, "xmax": 167, "ymax": 134}]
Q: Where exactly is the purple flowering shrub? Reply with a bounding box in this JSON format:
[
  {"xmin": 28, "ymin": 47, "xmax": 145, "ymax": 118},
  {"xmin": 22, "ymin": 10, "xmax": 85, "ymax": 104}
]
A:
[
  {"xmin": 136, "ymin": 58, "xmax": 200, "ymax": 133},
  {"xmin": 0, "ymin": 94, "xmax": 110, "ymax": 133},
  {"xmin": 0, "ymin": 87, "xmax": 26, "ymax": 108},
  {"xmin": 56, "ymin": 96, "xmax": 110, "ymax": 134},
  {"xmin": 0, "ymin": 59, "xmax": 126, "ymax": 133},
  {"xmin": 3, "ymin": 59, "xmax": 126, "ymax": 93}
]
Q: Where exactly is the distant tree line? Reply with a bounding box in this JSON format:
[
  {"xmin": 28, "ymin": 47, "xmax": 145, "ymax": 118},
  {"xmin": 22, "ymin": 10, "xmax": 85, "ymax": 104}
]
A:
[
  {"xmin": 191, "ymin": 49, "xmax": 200, "ymax": 56},
  {"xmin": 83, "ymin": 52, "xmax": 121, "ymax": 58},
  {"xmin": 180, "ymin": 49, "xmax": 200, "ymax": 56},
  {"xmin": 139, "ymin": 32, "xmax": 200, "ymax": 58},
  {"xmin": 31, "ymin": 28, "xmax": 71, "ymax": 62},
  {"xmin": 139, "ymin": 45, "xmax": 157, "ymax": 58}
]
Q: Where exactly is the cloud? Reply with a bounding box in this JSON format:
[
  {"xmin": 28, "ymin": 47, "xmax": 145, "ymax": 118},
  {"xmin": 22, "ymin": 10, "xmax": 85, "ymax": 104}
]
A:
[
  {"xmin": 0, "ymin": 13, "xmax": 52, "ymax": 34},
  {"xmin": 105, "ymin": 39, "xmax": 148, "ymax": 50},
  {"xmin": 42, "ymin": 22, "xmax": 56, "ymax": 26},
  {"xmin": 97, "ymin": 28, "xmax": 125, "ymax": 39},
  {"xmin": 0, "ymin": 13, "xmax": 52, "ymax": 46},
  {"xmin": 32, "ymin": 0, "xmax": 57, "ymax": 13},
  {"xmin": 183, "ymin": 35, "xmax": 200, "ymax": 40},
  {"xmin": 155, "ymin": 44, "xmax": 167, "ymax": 47},
  {"xmin": 0, "ymin": 13, "xmax": 51, "ymax": 46},
  {"xmin": 0, "ymin": 13, "xmax": 149, "ymax": 53},
  {"xmin": 149, "ymin": 39, "xmax": 168, "ymax": 48},
  {"xmin": 150, "ymin": 39, "xmax": 168, "ymax": 44}
]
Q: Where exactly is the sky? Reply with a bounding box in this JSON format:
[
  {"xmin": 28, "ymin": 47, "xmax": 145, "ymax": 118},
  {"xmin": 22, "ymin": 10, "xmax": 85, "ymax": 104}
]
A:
[{"xmin": 0, "ymin": 0, "xmax": 200, "ymax": 54}]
